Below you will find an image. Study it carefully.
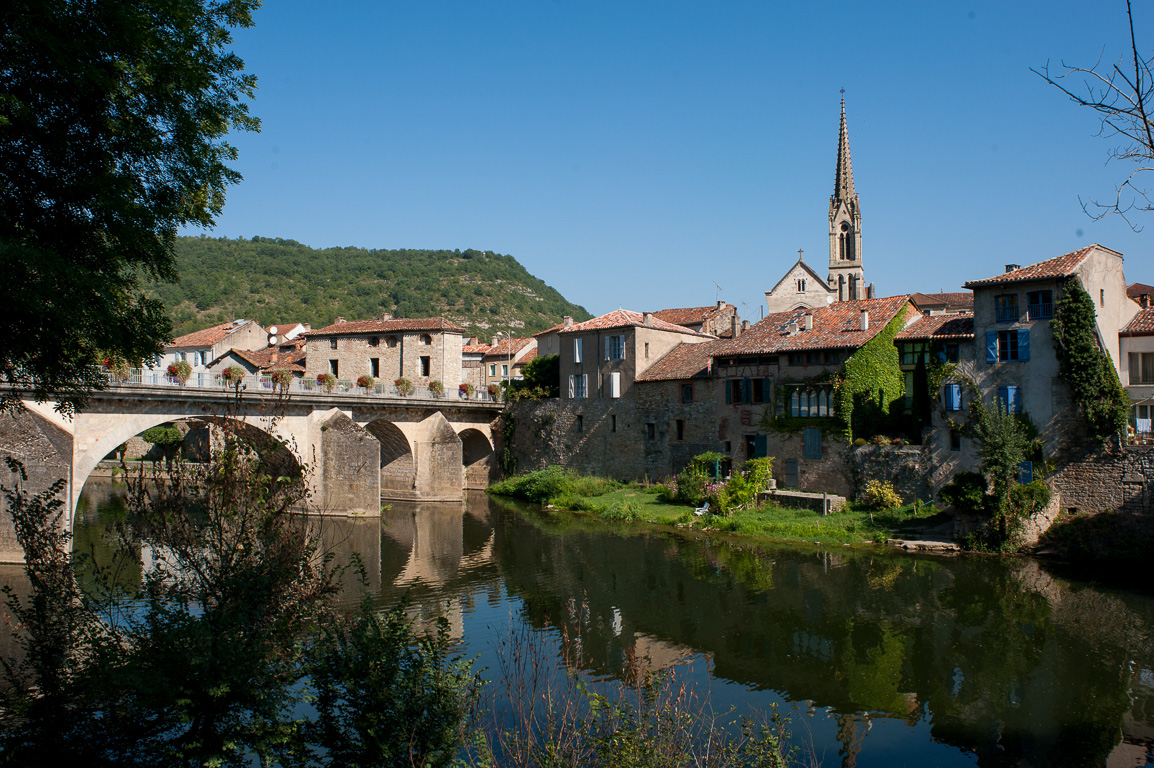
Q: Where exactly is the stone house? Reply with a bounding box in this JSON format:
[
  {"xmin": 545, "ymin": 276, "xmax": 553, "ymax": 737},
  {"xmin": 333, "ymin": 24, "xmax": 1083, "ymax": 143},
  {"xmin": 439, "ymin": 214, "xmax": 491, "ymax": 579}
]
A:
[
  {"xmin": 483, "ymin": 336, "xmax": 537, "ymax": 387},
  {"xmin": 207, "ymin": 345, "xmax": 307, "ymax": 378},
  {"xmin": 963, "ymin": 245, "xmax": 1137, "ymax": 465},
  {"xmin": 303, "ymin": 315, "xmax": 464, "ymax": 388},
  {"xmin": 710, "ymin": 295, "xmax": 918, "ymax": 495},
  {"xmin": 909, "ymin": 292, "xmax": 973, "ymax": 316},
  {"xmin": 652, "ymin": 301, "xmax": 738, "ymax": 338},
  {"xmin": 557, "ymin": 309, "xmax": 715, "ymax": 403},
  {"xmin": 1119, "ymin": 307, "xmax": 1154, "ymax": 440},
  {"xmin": 533, "ymin": 318, "xmax": 570, "ymax": 358},
  {"xmin": 157, "ymin": 319, "xmax": 267, "ymax": 375},
  {"xmin": 461, "ymin": 340, "xmax": 490, "ymax": 392}
]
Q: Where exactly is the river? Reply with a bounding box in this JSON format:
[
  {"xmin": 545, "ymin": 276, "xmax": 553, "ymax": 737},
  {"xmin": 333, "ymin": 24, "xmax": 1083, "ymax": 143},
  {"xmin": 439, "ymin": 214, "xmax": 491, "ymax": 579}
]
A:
[{"xmin": 41, "ymin": 481, "xmax": 1154, "ymax": 766}]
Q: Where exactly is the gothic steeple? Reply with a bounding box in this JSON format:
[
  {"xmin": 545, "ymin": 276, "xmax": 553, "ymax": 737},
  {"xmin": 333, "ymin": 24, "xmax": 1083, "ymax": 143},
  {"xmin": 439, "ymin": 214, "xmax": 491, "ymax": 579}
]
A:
[{"xmin": 828, "ymin": 96, "xmax": 864, "ymax": 301}]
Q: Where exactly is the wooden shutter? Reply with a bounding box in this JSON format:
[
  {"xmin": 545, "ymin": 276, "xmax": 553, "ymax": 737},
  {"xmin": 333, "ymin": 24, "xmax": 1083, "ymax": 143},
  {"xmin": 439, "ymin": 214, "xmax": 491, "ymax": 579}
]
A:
[
  {"xmin": 1017, "ymin": 329, "xmax": 1030, "ymax": 361},
  {"xmin": 986, "ymin": 331, "xmax": 997, "ymax": 363}
]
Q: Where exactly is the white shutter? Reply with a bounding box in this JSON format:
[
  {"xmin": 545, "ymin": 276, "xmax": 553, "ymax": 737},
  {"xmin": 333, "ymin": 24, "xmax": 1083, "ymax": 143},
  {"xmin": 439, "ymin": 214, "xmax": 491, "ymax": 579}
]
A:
[
  {"xmin": 581, "ymin": 374, "xmax": 587, "ymax": 398},
  {"xmin": 573, "ymin": 338, "xmax": 582, "ymax": 363},
  {"xmin": 568, "ymin": 375, "xmax": 575, "ymax": 398},
  {"xmin": 609, "ymin": 371, "xmax": 621, "ymax": 398}
]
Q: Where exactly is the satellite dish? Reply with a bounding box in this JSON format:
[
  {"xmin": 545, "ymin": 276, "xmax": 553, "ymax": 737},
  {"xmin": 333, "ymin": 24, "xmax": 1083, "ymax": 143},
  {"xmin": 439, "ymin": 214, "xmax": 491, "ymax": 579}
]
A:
[
  {"xmin": 268, "ymin": 335, "xmax": 278, "ymax": 345},
  {"xmin": 268, "ymin": 326, "xmax": 278, "ymax": 334}
]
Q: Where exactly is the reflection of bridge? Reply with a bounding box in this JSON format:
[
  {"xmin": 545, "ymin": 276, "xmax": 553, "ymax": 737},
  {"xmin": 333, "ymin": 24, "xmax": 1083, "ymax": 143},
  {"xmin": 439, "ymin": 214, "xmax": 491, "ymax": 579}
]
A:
[{"xmin": 0, "ymin": 382, "xmax": 503, "ymax": 562}]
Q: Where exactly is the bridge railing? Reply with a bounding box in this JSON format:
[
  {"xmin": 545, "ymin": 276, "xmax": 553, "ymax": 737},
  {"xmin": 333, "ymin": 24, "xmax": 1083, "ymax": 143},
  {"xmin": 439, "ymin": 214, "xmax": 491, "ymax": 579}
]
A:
[{"xmin": 100, "ymin": 368, "xmax": 502, "ymax": 403}]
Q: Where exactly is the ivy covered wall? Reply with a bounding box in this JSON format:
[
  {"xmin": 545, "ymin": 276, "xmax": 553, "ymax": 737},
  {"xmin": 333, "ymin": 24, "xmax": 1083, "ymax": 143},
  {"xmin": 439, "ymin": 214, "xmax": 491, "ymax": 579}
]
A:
[{"xmin": 833, "ymin": 310, "xmax": 909, "ymax": 440}]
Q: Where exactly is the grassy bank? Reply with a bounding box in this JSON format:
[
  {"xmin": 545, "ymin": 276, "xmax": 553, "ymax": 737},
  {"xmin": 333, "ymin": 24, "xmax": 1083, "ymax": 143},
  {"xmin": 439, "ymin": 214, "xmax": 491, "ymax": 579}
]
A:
[{"xmin": 488, "ymin": 467, "xmax": 941, "ymax": 547}]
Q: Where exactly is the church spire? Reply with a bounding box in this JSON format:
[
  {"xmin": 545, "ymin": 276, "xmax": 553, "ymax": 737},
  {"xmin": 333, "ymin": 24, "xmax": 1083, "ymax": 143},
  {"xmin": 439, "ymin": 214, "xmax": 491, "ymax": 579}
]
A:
[{"xmin": 833, "ymin": 98, "xmax": 856, "ymax": 205}]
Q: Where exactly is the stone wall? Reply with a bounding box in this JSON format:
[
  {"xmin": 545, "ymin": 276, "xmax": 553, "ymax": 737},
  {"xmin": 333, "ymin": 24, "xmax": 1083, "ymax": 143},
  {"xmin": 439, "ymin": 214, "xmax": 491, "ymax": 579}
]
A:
[
  {"xmin": 1046, "ymin": 442, "xmax": 1154, "ymax": 515},
  {"xmin": 318, "ymin": 412, "xmax": 380, "ymax": 516},
  {"xmin": 849, "ymin": 444, "xmax": 934, "ymax": 503},
  {"xmin": 305, "ymin": 330, "xmax": 463, "ymax": 390},
  {"xmin": 0, "ymin": 408, "xmax": 73, "ymax": 562}
]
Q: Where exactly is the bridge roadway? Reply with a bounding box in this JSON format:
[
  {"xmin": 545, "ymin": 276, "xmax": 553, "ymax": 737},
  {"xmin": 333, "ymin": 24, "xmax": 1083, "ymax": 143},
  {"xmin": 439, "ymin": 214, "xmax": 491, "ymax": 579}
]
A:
[{"xmin": 0, "ymin": 379, "xmax": 504, "ymax": 563}]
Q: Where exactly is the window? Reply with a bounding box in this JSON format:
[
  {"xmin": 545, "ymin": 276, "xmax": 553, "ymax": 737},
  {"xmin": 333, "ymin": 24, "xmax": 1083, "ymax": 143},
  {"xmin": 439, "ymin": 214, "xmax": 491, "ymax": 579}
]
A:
[
  {"xmin": 387, "ymin": 337, "xmax": 398, "ymax": 348},
  {"xmin": 370, "ymin": 358, "xmax": 380, "ymax": 378},
  {"xmin": 611, "ymin": 414, "xmax": 617, "ymax": 432},
  {"xmin": 369, "ymin": 336, "xmax": 380, "ymax": 347},
  {"xmin": 1018, "ymin": 461, "xmax": 1034, "ymax": 484},
  {"xmin": 807, "ymin": 351, "xmax": 822, "ymax": 365},
  {"xmin": 727, "ymin": 377, "xmax": 771, "ymax": 405},
  {"xmin": 987, "ymin": 329, "xmax": 1030, "ymax": 362},
  {"xmin": 645, "ymin": 342, "xmax": 650, "ymax": 359},
  {"xmin": 646, "ymin": 423, "xmax": 656, "ymax": 441},
  {"xmin": 501, "ymin": 363, "xmax": 508, "ymax": 376},
  {"xmin": 1130, "ymin": 352, "xmax": 1154, "ymax": 384},
  {"xmin": 681, "ymin": 383, "xmax": 693, "ymax": 403},
  {"xmin": 995, "ymin": 294, "xmax": 1019, "ymax": 323},
  {"xmin": 329, "ymin": 360, "xmax": 339, "ymax": 377},
  {"xmin": 569, "ymin": 374, "xmax": 587, "ymax": 399},
  {"xmin": 797, "ymin": 279, "xmax": 806, "ymax": 292},
  {"xmin": 573, "ymin": 338, "xmax": 583, "ymax": 363},
  {"xmin": 421, "ymin": 356, "xmax": 431, "ymax": 377},
  {"xmin": 330, "ymin": 339, "xmax": 338, "ymax": 350},
  {"xmin": 489, "ymin": 364, "xmax": 496, "ymax": 376},
  {"xmin": 606, "ymin": 334, "xmax": 625, "ymax": 361},
  {"xmin": 944, "ymin": 383, "xmax": 963, "ymax": 411},
  {"xmin": 608, "ymin": 371, "xmax": 621, "ymax": 398},
  {"xmin": 420, "ymin": 334, "xmax": 432, "ymax": 345},
  {"xmin": 997, "ymin": 385, "xmax": 1022, "ymax": 415},
  {"xmin": 1101, "ymin": 289, "xmax": 1105, "ymax": 307},
  {"xmin": 803, "ymin": 427, "xmax": 822, "ymax": 460},
  {"xmin": 1026, "ymin": 290, "xmax": 1053, "ymax": 320},
  {"xmin": 788, "ymin": 387, "xmax": 833, "ymax": 417},
  {"xmin": 943, "ymin": 342, "xmax": 960, "ymax": 363},
  {"xmin": 676, "ymin": 419, "xmax": 685, "ymax": 441},
  {"xmin": 949, "ymin": 429, "xmax": 961, "ymax": 452},
  {"xmin": 576, "ymin": 415, "xmax": 584, "ymax": 432},
  {"xmin": 788, "ymin": 353, "xmax": 805, "ymax": 366},
  {"xmin": 901, "ymin": 342, "xmax": 930, "ymax": 366}
]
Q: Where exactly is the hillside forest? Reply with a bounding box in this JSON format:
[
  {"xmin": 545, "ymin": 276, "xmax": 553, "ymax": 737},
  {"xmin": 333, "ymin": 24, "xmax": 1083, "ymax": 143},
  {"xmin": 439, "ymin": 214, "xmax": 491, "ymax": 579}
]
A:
[{"xmin": 152, "ymin": 236, "xmax": 592, "ymax": 337}]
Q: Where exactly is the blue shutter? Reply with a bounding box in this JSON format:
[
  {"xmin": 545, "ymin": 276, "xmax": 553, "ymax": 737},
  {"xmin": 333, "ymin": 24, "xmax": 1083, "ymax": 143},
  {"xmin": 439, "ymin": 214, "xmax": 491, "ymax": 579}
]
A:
[
  {"xmin": 986, "ymin": 331, "xmax": 997, "ymax": 363},
  {"xmin": 997, "ymin": 386, "xmax": 1008, "ymax": 413},
  {"xmin": 725, "ymin": 380, "xmax": 732, "ymax": 404},
  {"xmin": 754, "ymin": 434, "xmax": 767, "ymax": 459},
  {"xmin": 1018, "ymin": 329, "xmax": 1030, "ymax": 361},
  {"xmin": 1010, "ymin": 385, "xmax": 1021, "ymax": 414},
  {"xmin": 1018, "ymin": 461, "xmax": 1033, "ymax": 484},
  {"xmin": 804, "ymin": 427, "xmax": 823, "ymax": 460},
  {"xmin": 742, "ymin": 378, "xmax": 751, "ymax": 404}
]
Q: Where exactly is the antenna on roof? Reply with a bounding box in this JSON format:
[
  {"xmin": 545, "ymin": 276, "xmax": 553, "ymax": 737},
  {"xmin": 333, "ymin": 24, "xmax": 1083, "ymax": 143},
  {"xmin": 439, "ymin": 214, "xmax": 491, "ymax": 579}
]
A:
[{"xmin": 713, "ymin": 281, "xmax": 723, "ymax": 301}]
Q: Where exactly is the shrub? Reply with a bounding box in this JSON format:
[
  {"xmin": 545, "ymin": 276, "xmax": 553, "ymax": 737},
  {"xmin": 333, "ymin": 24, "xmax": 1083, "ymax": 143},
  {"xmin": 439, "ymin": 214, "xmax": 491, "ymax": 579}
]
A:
[
  {"xmin": 939, "ymin": 472, "xmax": 988, "ymax": 513},
  {"xmin": 429, "ymin": 380, "xmax": 444, "ymax": 397},
  {"xmin": 271, "ymin": 369, "xmax": 294, "ymax": 391},
  {"xmin": 394, "ymin": 377, "xmax": 413, "ymax": 396},
  {"xmin": 356, "ymin": 374, "xmax": 374, "ymax": 391},
  {"xmin": 860, "ymin": 480, "xmax": 903, "ymax": 510},
  {"xmin": 317, "ymin": 372, "xmax": 336, "ymax": 392},
  {"xmin": 853, "ymin": 437, "xmax": 868, "ymax": 446},
  {"xmin": 222, "ymin": 365, "xmax": 246, "ymax": 384}
]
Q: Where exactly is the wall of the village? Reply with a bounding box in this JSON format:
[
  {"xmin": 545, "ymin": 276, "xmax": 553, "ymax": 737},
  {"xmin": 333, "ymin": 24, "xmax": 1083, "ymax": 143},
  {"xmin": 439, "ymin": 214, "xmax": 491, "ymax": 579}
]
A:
[
  {"xmin": 1073, "ymin": 251, "xmax": 1137, "ymax": 377},
  {"xmin": 764, "ymin": 262, "xmax": 834, "ymax": 314},
  {"xmin": 305, "ymin": 331, "xmax": 462, "ymax": 388},
  {"xmin": 559, "ymin": 327, "xmax": 708, "ymax": 403}
]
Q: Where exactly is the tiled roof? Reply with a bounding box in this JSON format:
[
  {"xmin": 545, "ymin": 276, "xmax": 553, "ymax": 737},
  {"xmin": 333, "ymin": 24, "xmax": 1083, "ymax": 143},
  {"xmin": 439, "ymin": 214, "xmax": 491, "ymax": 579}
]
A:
[
  {"xmin": 304, "ymin": 317, "xmax": 465, "ymax": 336},
  {"xmin": 714, "ymin": 295, "xmax": 914, "ymax": 355},
  {"xmin": 1128, "ymin": 282, "xmax": 1154, "ymax": 299},
  {"xmin": 462, "ymin": 344, "xmax": 491, "ymax": 354},
  {"xmin": 485, "ymin": 337, "xmax": 533, "ymax": 357},
  {"xmin": 222, "ymin": 347, "xmax": 308, "ymax": 373},
  {"xmin": 265, "ymin": 322, "xmax": 307, "ymax": 334},
  {"xmin": 515, "ymin": 348, "xmax": 538, "ymax": 366},
  {"xmin": 168, "ymin": 320, "xmax": 254, "ymax": 350},
  {"xmin": 651, "ymin": 304, "xmax": 731, "ymax": 327},
  {"xmin": 963, "ymin": 246, "xmax": 1113, "ymax": 288},
  {"xmin": 909, "ymin": 291, "xmax": 973, "ymax": 309},
  {"xmin": 557, "ymin": 309, "xmax": 715, "ymax": 338},
  {"xmin": 1123, "ymin": 308, "xmax": 1154, "ymax": 336},
  {"xmin": 534, "ymin": 321, "xmax": 566, "ymax": 337},
  {"xmin": 636, "ymin": 340, "xmax": 727, "ymax": 382},
  {"xmin": 894, "ymin": 312, "xmax": 975, "ymax": 341}
]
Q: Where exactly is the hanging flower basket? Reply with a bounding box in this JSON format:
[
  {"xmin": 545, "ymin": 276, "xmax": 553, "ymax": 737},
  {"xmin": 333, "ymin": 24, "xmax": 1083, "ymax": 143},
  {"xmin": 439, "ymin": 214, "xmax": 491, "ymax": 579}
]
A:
[
  {"xmin": 394, "ymin": 377, "xmax": 413, "ymax": 397},
  {"xmin": 356, "ymin": 374, "xmax": 375, "ymax": 391},
  {"xmin": 429, "ymin": 380, "xmax": 445, "ymax": 398},
  {"xmin": 317, "ymin": 372, "xmax": 336, "ymax": 392}
]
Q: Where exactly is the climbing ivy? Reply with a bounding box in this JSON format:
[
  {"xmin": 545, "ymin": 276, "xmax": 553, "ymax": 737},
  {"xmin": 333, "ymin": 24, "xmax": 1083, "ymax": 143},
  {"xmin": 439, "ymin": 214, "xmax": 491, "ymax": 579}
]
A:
[
  {"xmin": 1050, "ymin": 277, "xmax": 1129, "ymax": 442},
  {"xmin": 500, "ymin": 411, "xmax": 517, "ymax": 477},
  {"xmin": 832, "ymin": 311, "xmax": 908, "ymax": 440}
]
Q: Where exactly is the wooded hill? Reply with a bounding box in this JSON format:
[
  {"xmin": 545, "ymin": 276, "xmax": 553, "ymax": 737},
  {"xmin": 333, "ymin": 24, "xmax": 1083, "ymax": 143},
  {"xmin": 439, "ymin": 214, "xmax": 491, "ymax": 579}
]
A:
[{"xmin": 153, "ymin": 236, "xmax": 592, "ymax": 337}]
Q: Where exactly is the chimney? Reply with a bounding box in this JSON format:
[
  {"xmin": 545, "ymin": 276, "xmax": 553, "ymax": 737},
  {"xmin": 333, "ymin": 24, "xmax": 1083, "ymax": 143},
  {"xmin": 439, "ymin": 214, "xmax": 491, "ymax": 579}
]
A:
[
  {"xmin": 860, "ymin": 310, "xmax": 870, "ymax": 331},
  {"xmin": 717, "ymin": 300, "xmax": 725, "ymax": 310},
  {"xmin": 643, "ymin": 312, "xmax": 654, "ymax": 326},
  {"xmin": 491, "ymin": 336, "xmax": 499, "ymax": 348},
  {"xmin": 269, "ymin": 349, "xmax": 278, "ymax": 365},
  {"xmin": 741, "ymin": 320, "xmax": 750, "ymax": 332},
  {"xmin": 1143, "ymin": 295, "xmax": 1151, "ymax": 309},
  {"xmin": 379, "ymin": 312, "xmax": 392, "ymax": 321},
  {"xmin": 335, "ymin": 316, "xmax": 346, "ymax": 324},
  {"xmin": 563, "ymin": 315, "xmax": 573, "ymax": 329},
  {"xmin": 867, "ymin": 282, "xmax": 875, "ymax": 299},
  {"xmin": 1005, "ymin": 264, "xmax": 1020, "ymax": 273},
  {"xmin": 731, "ymin": 315, "xmax": 739, "ymax": 338},
  {"xmin": 788, "ymin": 319, "xmax": 799, "ymax": 335},
  {"xmin": 803, "ymin": 314, "xmax": 814, "ymax": 331}
]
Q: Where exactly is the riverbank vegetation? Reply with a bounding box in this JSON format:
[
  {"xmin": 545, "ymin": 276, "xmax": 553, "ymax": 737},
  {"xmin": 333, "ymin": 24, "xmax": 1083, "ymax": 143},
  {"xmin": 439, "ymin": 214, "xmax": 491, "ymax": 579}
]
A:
[{"xmin": 489, "ymin": 466, "xmax": 940, "ymax": 547}]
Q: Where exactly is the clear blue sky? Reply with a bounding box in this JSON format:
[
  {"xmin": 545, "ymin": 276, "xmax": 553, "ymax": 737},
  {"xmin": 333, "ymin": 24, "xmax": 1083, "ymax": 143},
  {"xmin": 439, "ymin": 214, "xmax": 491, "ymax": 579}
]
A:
[{"xmin": 195, "ymin": 0, "xmax": 1153, "ymax": 321}]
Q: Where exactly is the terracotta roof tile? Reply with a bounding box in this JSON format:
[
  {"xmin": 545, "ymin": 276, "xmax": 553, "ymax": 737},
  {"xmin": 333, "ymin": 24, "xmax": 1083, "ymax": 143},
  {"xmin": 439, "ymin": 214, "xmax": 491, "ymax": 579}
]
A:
[
  {"xmin": 168, "ymin": 320, "xmax": 256, "ymax": 350},
  {"xmin": 462, "ymin": 344, "xmax": 491, "ymax": 354},
  {"xmin": 557, "ymin": 309, "xmax": 715, "ymax": 338},
  {"xmin": 516, "ymin": 348, "xmax": 538, "ymax": 365},
  {"xmin": 533, "ymin": 322, "xmax": 566, "ymax": 337},
  {"xmin": 485, "ymin": 337, "xmax": 533, "ymax": 357},
  {"xmin": 1128, "ymin": 282, "xmax": 1154, "ymax": 299},
  {"xmin": 714, "ymin": 296, "xmax": 914, "ymax": 355},
  {"xmin": 894, "ymin": 312, "xmax": 975, "ymax": 341},
  {"xmin": 909, "ymin": 292, "xmax": 973, "ymax": 309},
  {"xmin": 1123, "ymin": 308, "xmax": 1154, "ymax": 335},
  {"xmin": 304, "ymin": 316, "xmax": 465, "ymax": 336},
  {"xmin": 222, "ymin": 347, "xmax": 307, "ymax": 373},
  {"xmin": 651, "ymin": 304, "xmax": 732, "ymax": 327},
  {"xmin": 963, "ymin": 246, "xmax": 1114, "ymax": 288},
  {"xmin": 636, "ymin": 340, "xmax": 727, "ymax": 382}
]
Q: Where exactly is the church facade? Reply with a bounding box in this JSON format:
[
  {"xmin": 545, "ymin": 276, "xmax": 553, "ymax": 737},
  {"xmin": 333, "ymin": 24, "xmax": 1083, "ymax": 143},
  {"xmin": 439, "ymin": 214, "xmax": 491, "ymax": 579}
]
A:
[{"xmin": 764, "ymin": 99, "xmax": 872, "ymax": 314}]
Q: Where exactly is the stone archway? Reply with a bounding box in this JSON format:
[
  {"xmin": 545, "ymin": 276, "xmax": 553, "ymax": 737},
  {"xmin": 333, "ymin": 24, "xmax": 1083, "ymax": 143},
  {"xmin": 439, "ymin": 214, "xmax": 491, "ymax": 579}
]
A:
[
  {"xmin": 365, "ymin": 419, "xmax": 416, "ymax": 496},
  {"xmin": 459, "ymin": 428, "xmax": 494, "ymax": 490}
]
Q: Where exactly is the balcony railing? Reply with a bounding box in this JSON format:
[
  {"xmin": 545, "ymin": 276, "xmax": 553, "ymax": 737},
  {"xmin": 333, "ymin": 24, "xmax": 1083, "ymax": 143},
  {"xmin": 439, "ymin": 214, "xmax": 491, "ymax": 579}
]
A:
[
  {"xmin": 995, "ymin": 306, "xmax": 1020, "ymax": 323},
  {"xmin": 1027, "ymin": 302, "xmax": 1054, "ymax": 320},
  {"xmin": 96, "ymin": 367, "xmax": 501, "ymax": 402}
]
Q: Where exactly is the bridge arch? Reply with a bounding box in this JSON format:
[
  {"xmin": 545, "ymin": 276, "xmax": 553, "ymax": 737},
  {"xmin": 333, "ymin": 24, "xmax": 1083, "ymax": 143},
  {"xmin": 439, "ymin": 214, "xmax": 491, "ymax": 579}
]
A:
[
  {"xmin": 459, "ymin": 428, "xmax": 494, "ymax": 490},
  {"xmin": 365, "ymin": 418, "xmax": 416, "ymax": 495}
]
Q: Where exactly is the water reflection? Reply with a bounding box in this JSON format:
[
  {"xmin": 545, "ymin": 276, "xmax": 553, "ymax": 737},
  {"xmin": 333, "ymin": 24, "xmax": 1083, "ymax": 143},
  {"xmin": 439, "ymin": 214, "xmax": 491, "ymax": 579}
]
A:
[{"xmin": 70, "ymin": 480, "xmax": 1154, "ymax": 767}]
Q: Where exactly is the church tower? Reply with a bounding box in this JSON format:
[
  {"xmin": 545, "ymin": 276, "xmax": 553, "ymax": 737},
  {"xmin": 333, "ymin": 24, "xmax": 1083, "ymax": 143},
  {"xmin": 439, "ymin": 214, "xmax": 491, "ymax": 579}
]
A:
[{"xmin": 827, "ymin": 99, "xmax": 864, "ymax": 301}]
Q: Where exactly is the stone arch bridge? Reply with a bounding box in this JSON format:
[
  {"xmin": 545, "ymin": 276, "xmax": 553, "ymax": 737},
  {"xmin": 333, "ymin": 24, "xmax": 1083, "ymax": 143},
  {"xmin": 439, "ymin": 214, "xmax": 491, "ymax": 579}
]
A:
[{"xmin": 0, "ymin": 384, "xmax": 504, "ymax": 562}]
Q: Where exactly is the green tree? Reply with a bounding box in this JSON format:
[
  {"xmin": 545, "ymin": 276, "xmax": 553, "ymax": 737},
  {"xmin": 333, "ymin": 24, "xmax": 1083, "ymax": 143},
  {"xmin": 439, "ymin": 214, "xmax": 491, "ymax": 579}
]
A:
[
  {"xmin": 507, "ymin": 353, "xmax": 560, "ymax": 399},
  {"xmin": 0, "ymin": 0, "xmax": 261, "ymax": 413}
]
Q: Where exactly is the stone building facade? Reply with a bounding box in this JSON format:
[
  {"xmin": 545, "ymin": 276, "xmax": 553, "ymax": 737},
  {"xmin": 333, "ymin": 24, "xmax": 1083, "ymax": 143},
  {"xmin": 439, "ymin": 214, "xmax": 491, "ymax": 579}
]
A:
[{"xmin": 303, "ymin": 315, "xmax": 464, "ymax": 388}]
